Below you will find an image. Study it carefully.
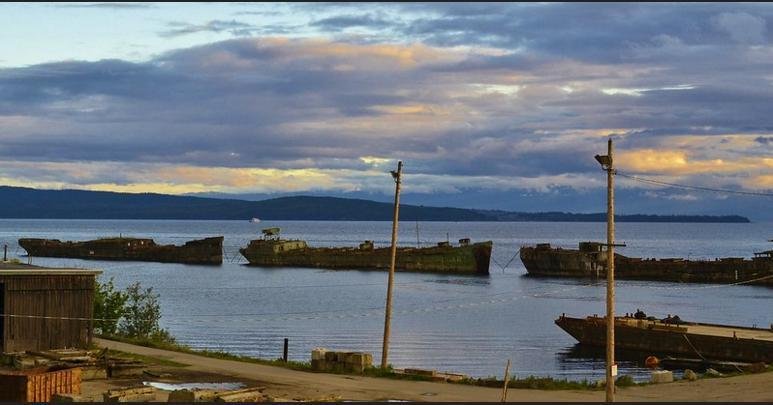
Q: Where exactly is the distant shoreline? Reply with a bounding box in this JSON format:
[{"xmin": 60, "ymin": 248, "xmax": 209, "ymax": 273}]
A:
[
  {"xmin": 0, "ymin": 217, "xmax": 752, "ymax": 224},
  {"xmin": 0, "ymin": 186, "xmax": 751, "ymax": 223}
]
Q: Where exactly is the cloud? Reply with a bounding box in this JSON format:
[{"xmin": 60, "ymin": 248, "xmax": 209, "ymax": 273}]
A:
[
  {"xmin": 713, "ymin": 12, "xmax": 767, "ymax": 44},
  {"xmin": 53, "ymin": 3, "xmax": 154, "ymax": 9},
  {"xmin": 159, "ymin": 20, "xmax": 261, "ymax": 38},
  {"xmin": 310, "ymin": 14, "xmax": 397, "ymax": 31},
  {"xmin": 2, "ymin": 3, "xmax": 773, "ymax": 213},
  {"xmin": 617, "ymin": 149, "xmax": 771, "ymax": 175}
]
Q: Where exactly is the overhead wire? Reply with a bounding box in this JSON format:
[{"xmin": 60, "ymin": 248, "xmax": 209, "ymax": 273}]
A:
[{"xmin": 617, "ymin": 172, "xmax": 773, "ymax": 197}]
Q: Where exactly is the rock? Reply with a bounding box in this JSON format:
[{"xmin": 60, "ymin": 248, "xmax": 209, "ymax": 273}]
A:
[
  {"xmin": 683, "ymin": 369, "xmax": 697, "ymax": 381},
  {"xmin": 651, "ymin": 370, "xmax": 674, "ymax": 384},
  {"xmin": 705, "ymin": 368, "xmax": 724, "ymax": 377}
]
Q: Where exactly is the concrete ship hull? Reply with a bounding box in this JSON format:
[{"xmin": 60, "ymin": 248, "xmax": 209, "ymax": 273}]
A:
[
  {"xmin": 240, "ymin": 241, "xmax": 493, "ymax": 275},
  {"xmin": 520, "ymin": 244, "xmax": 773, "ymax": 285},
  {"xmin": 556, "ymin": 315, "xmax": 773, "ymax": 363},
  {"xmin": 19, "ymin": 236, "xmax": 223, "ymax": 265}
]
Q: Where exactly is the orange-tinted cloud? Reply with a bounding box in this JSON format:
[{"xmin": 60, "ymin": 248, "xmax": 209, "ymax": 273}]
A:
[{"xmin": 617, "ymin": 149, "xmax": 771, "ymax": 175}]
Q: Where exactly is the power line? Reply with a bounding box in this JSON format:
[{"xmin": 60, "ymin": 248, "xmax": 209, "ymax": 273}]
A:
[{"xmin": 617, "ymin": 172, "xmax": 773, "ymax": 197}]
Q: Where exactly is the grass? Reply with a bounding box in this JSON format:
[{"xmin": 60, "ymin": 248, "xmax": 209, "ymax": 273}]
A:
[
  {"xmin": 99, "ymin": 334, "xmax": 771, "ymax": 391},
  {"xmin": 107, "ymin": 349, "xmax": 189, "ymax": 368},
  {"xmin": 98, "ymin": 334, "xmax": 312, "ymax": 372},
  {"xmin": 458, "ymin": 375, "xmax": 603, "ymax": 391}
]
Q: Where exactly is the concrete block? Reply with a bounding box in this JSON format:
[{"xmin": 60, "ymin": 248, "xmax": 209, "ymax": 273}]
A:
[
  {"xmin": 405, "ymin": 368, "xmax": 437, "ymax": 377},
  {"xmin": 168, "ymin": 389, "xmax": 218, "ymax": 402},
  {"xmin": 311, "ymin": 348, "xmax": 328, "ymax": 361},
  {"xmin": 103, "ymin": 387, "xmax": 157, "ymax": 403},
  {"xmin": 651, "ymin": 370, "xmax": 674, "ymax": 384},
  {"xmin": 324, "ymin": 351, "xmax": 337, "ymax": 362}
]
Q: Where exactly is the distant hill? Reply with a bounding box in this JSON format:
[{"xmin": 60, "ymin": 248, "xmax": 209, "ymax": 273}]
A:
[{"xmin": 0, "ymin": 186, "xmax": 751, "ymax": 223}]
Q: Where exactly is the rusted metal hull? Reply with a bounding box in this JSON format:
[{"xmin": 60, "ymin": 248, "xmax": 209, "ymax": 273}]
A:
[
  {"xmin": 240, "ymin": 241, "xmax": 493, "ymax": 275},
  {"xmin": 19, "ymin": 236, "xmax": 223, "ymax": 265},
  {"xmin": 556, "ymin": 315, "xmax": 773, "ymax": 363},
  {"xmin": 520, "ymin": 244, "xmax": 773, "ymax": 285}
]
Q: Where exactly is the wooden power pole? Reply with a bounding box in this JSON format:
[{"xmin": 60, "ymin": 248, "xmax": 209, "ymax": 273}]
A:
[
  {"xmin": 596, "ymin": 139, "xmax": 616, "ymax": 402},
  {"xmin": 381, "ymin": 160, "xmax": 402, "ymax": 369}
]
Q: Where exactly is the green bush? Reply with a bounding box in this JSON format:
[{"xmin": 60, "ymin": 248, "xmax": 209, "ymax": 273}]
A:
[
  {"xmin": 94, "ymin": 278, "xmax": 174, "ymax": 344},
  {"xmin": 616, "ymin": 374, "xmax": 636, "ymax": 387},
  {"xmin": 117, "ymin": 282, "xmax": 174, "ymax": 343},
  {"xmin": 93, "ymin": 277, "xmax": 127, "ymax": 335}
]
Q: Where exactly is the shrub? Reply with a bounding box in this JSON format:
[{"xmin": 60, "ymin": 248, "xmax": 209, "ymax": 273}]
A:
[
  {"xmin": 117, "ymin": 282, "xmax": 174, "ymax": 343},
  {"xmin": 93, "ymin": 277, "xmax": 127, "ymax": 335}
]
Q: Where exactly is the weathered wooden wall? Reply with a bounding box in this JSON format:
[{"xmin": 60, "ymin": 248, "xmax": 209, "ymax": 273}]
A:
[{"xmin": 1, "ymin": 274, "xmax": 95, "ymax": 352}]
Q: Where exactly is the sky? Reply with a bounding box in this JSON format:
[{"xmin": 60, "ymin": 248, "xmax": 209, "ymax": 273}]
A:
[{"xmin": 0, "ymin": 3, "xmax": 771, "ymax": 219}]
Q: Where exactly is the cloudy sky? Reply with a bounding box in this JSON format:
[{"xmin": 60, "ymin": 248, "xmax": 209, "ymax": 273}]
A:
[{"xmin": 1, "ymin": 3, "xmax": 771, "ymax": 218}]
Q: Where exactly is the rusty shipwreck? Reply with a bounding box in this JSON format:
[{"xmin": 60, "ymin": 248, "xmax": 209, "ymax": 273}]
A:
[
  {"xmin": 556, "ymin": 313, "xmax": 773, "ymax": 364},
  {"xmin": 520, "ymin": 242, "xmax": 773, "ymax": 286},
  {"xmin": 239, "ymin": 228, "xmax": 492, "ymax": 274},
  {"xmin": 19, "ymin": 236, "xmax": 224, "ymax": 265}
]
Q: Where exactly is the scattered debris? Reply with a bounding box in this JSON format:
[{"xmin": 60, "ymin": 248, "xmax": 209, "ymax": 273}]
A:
[
  {"xmin": 213, "ymin": 386, "xmax": 266, "ymax": 402},
  {"xmin": 705, "ymin": 368, "xmax": 724, "ymax": 377},
  {"xmin": 103, "ymin": 386, "xmax": 157, "ymax": 403}
]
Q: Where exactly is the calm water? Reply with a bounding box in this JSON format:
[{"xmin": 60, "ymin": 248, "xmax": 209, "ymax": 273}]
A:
[{"xmin": 1, "ymin": 219, "xmax": 771, "ymax": 381}]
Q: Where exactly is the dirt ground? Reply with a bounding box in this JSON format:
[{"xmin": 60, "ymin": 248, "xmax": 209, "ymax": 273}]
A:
[{"xmin": 90, "ymin": 338, "xmax": 773, "ymax": 402}]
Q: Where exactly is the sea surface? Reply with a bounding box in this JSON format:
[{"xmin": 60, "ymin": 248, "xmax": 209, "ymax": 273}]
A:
[{"xmin": 1, "ymin": 219, "xmax": 771, "ymax": 382}]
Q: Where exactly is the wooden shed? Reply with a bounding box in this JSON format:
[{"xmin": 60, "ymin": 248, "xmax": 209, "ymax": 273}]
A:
[{"xmin": 0, "ymin": 266, "xmax": 101, "ymax": 353}]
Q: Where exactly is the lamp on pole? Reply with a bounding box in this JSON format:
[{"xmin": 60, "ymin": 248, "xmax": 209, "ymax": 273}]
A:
[
  {"xmin": 595, "ymin": 139, "xmax": 616, "ymax": 402},
  {"xmin": 381, "ymin": 160, "xmax": 402, "ymax": 369}
]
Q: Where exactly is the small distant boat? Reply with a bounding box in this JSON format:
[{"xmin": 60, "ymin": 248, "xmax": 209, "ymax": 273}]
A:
[{"xmin": 250, "ymin": 218, "xmax": 261, "ymax": 223}]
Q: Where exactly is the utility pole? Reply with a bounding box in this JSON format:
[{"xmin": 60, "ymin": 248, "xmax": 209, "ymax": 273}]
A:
[
  {"xmin": 381, "ymin": 160, "xmax": 402, "ymax": 369},
  {"xmin": 595, "ymin": 139, "xmax": 616, "ymax": 402}
]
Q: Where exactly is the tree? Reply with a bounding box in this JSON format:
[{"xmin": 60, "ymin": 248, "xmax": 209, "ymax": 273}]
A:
[
  {"xmin": 93, "ymin": 277, "xmax": 127, "ymax": 335},
  {"xmin": 117, "ymin": 282, "xmax": 174, "ymax": 342}
]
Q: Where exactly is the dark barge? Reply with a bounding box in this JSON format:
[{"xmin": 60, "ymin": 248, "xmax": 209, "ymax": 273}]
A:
[
  {"xmin": 240, "ymin": 228, "xmax": 492, "ymax": 275},
  {"xmin": 556, "ymin": 314, "xmax": 773, "ymax": 364},
  {"xmin": 520, "ymin": 242, "xmax": 773, "ymax": 285},
  {"xmin": 18, "ymin": 236, "xmax": 223, "ymax": 265}
]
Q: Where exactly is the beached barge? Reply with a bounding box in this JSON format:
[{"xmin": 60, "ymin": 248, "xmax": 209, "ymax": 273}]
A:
[
  {"xmin": 240, "ymin": 228, "xmax": 492, "ymax": 274},
  {"xmin": 520, "ymin": 242, "xmax": 773, "ymax": 285},
  {"xmin": 19, "ymin": 236, "xmax": 223, "ymax": 265},
  {"xmin": 556, "ymin": 314, "xmax": 773, "ymax": 363}
]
